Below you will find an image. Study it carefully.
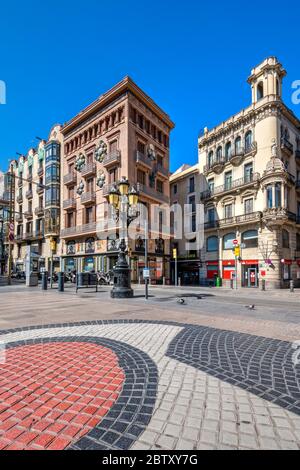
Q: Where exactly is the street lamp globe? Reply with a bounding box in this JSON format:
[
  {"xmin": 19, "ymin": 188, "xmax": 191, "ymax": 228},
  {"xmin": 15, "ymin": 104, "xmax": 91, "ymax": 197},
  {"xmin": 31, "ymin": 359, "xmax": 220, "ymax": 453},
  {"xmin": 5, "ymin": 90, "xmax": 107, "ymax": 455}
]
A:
[{"xmin": 119, "ymin": 177, "xmax": 129, "ymax": 196}]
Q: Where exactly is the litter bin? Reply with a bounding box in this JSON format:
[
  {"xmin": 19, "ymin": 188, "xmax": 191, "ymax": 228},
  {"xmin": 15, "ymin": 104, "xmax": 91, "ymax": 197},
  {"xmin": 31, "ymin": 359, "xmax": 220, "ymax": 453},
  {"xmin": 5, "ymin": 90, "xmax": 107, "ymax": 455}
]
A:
[
  {"xmin": 89, "ymin": 273, "xmax": 98, "ymax": 286},
  {"xmin": 216, "ymin": 276, "xmax": 222, "ymax": 287},
  {"xmin": 76, "ymin": 272, "xmax": 89, "ymax": 288}
]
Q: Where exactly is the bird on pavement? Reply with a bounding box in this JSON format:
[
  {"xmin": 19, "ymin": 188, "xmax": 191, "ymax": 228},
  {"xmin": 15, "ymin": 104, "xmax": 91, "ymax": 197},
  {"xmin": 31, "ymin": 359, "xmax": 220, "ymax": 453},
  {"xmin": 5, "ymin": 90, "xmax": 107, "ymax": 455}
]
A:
[
  {"xmin": 177, "ymin": 298, "xmax": 185, "ymax": 305},
  {"xmin": 245, "ymin": 304, "xmax": 255, "ymax": 310}
]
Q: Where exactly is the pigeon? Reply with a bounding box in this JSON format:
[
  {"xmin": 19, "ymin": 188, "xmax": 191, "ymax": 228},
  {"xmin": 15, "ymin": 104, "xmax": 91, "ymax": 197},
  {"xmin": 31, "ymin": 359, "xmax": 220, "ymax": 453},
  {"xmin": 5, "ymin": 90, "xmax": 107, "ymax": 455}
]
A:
[
  {"xmin": 177, "ymin": 298, "xmax": 185, "ymax": 305},
  {"xmin": 245, "ymin": 304, "xmax": 255, "ymax": 310}
]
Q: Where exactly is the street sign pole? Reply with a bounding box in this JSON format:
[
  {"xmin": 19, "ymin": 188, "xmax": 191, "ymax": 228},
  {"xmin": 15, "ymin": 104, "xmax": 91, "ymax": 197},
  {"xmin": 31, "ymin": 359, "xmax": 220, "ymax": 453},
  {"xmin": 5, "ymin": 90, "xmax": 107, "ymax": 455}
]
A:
[{"xmin": 235, "ymin": 255, "xmax": 238, "ymax": 290}]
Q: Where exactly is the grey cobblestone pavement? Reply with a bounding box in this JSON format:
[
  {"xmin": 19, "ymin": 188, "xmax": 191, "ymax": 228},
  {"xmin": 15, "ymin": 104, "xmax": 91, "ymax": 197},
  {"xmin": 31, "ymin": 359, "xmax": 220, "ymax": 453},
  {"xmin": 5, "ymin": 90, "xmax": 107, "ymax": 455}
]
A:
[{"xmin": 1, "ymin": 320, "xmax": 300, "ymax": 450}]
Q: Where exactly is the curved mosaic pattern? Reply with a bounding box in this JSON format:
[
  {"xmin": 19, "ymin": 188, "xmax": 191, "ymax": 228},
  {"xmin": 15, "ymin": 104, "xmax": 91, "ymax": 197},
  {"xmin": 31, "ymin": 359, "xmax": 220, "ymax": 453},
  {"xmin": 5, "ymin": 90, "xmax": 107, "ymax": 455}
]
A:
[
  {"xmin": 167, "ymin": 326, "xmax": 300, "ymax": 415},
  {"xmin": 1, "ymin": 336, "xmax": 158, "ymax": 450}
]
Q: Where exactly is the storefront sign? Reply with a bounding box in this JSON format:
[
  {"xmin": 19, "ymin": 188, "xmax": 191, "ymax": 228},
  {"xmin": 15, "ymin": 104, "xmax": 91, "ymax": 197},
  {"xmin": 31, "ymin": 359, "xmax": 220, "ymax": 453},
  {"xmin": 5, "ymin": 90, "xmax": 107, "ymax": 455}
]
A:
[
  {"xmin": 260, "ymin": 270, "xmax": 266, "ymax": 277},
  {"xmin": 143, "ymin": 268, "xmax": 150, "ymax": 279},
  {"xmin": 281, "ymin": 259, "xmax": 293, "ymax": 265},
  {"xmin": 241, "ymin": 260, "xmax": 259, "ymax": 265}
]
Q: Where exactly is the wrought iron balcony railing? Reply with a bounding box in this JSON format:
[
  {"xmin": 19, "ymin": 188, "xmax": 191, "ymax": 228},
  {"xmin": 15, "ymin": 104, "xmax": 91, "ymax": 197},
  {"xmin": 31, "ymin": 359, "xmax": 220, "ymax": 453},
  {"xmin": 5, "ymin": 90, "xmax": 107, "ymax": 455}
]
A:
[{"xmin": 201, "ymin": 173, "xmax": 260, "ymax": 200}]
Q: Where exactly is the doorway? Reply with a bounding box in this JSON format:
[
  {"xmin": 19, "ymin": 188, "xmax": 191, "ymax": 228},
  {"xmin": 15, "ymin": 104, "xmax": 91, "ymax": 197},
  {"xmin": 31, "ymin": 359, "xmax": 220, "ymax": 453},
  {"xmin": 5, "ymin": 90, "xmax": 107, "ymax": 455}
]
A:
[{"xmin": 243, "ymin": 265, "xmax": 258, "ymax": 287}]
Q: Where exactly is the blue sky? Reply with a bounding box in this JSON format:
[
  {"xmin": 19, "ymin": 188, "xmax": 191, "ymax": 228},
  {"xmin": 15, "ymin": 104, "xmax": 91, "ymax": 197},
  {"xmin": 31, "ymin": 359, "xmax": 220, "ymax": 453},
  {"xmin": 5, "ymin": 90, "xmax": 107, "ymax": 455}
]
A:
[{"xmin": 0, "ymin": 0, "xmax": 299, "ymax": 172}]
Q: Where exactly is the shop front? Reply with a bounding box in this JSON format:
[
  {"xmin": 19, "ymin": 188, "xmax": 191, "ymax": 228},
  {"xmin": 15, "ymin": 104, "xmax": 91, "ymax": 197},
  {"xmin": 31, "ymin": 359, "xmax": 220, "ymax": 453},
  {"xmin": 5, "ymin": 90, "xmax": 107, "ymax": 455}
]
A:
[
  {"xmin": 241, "ymin": 260, "xmax": 259, "ymax": 288},
  {"xmin": 281, "ymin": 259, "xmax": 293, "ymax": 287},
  {"xmin": 222, "ymin": 260, "xmax": 236, "ymax": 285},
  {"xmin": 205, "ymin": 261, "xmax": 219, "ymax": 285}
]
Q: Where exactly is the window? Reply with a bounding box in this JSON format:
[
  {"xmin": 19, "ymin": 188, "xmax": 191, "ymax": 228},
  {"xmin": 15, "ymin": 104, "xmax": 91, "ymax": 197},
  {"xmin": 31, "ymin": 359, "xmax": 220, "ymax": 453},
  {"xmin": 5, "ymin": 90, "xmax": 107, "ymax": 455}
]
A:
[
  {"xmin": 68, "ymin": 186, "xmax": 75, "ymax": 199},
  {"xmin": 67, "ymin": 212, "xmax": 75, "ymax": 228},
  {"xmin": 296, "ymin": 233, "xmax": 300, "ymax": 251},
  {"xmin": 275, "ymin": 183, "xmax": 282, "ymax": 208},
  {"xmin": 137, "ymin": 170, "xmax": 146, "ymax": 185},
  {"xmin": 267, "ymin": 185, "xmax": 273, "ymax": 208},
  {"xmin": 191, "ymin": 214, "xmax": 196, "ymax": 233},
  {"xmin": 257, "ymin": 82, "xmax": 264, "ymax": 100},
  {"xmin": 86, "ymin": 177, "xmax": 94, "ymax": 192},
  {"xmin": 224, "ymin": 171, "xmax": 232, "ymax": 190},
  {"xmin": 157, "ymin": 154, "xmax": 163, "ymax": 166},
  {"xmin": 208, "ymin": 178, "xmax": 214, "ymax": 193},
  {"xmin": 208, "ymin": 151, "xmax": 214, "ymax": 167},
  {"xmin": 157, "ymin": 179, "xmax": 163, "ymax": 193},
  {"xmin": 242, "ymin": 229, "xmax": 258, "ymax": 248},
  {"xmin": 244, "ymin": 163, "xmax": 253, "ymax": 182},
  {"xmin": 45, "ymin": 186, "xmax": 60, "ymax": 206},
  {"xmin": 223, "ymin": 233, "xmax": 236, "ymax": 250},
  {"xmin": 245, "ymin": 131, "xmax": 253, "ymax": 151},
  {"xmin": 138, "ymin": 114, "xmax": 144, "ymax": 129},
  {"xmin": 216, "ymin": 146, "xmax": 222, "ymax": 161},
  {"xmin": 45, "ymin": 164, "xmax": 60, "ymax": 184},
  {"xmin": 224, "ymin": 204, "xmax": 233, "ymax": 219},
  {"xmin": 109, "ymin": 168, "xmax": 117, "ymax": 183},
  {"xmin": 282, "ymin": 229, "xmax": 290, "ymax": 248},
  {"xmin": 189, "ymin": 195, "xmax": 196, "ymax": 212},
  {"xmin": 189, "ymin": 177, "xmax": 195, "ymax": 193},
  {"xmin": 85, "ymin": 206, "xmax": 94, "ymax": 224},
  {"xmin": 225, "ymin": 142, "xmax": 231, "ymax": 161},
  {"xmin": 208, "ymin": 208, "xmax": 215, "ymax": 223},
  {"xmin": 235, "ymin": 136, "xmax": 242, "ymax": 155},
  {"xmin": 137, "ymin": 141, "xmax": 145, "ymax": 154},
  {"xmin": 207, "ymin": 236, "xmax": 218, "ymax": 252},
  {"xmin": 244, "ymin": 198, "xmax": 253, "ymax": 214},
  {"xmin": 173, "ymin": 184, "xmax": 178, "ymax": 195}
]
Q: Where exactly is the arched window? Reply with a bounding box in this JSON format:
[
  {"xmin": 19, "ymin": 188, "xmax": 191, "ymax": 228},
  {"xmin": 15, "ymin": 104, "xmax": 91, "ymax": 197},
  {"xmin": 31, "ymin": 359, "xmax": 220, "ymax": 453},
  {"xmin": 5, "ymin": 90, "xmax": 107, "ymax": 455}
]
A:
[
  {"xmin": 282, "ymin": 229, "xmax": 290, "ymax": 249},
  {"xmin": 207, "ymin": 236, "xmax": 218, "ymax": 252},
  {"xmin": 216, "ymin": 146, "xmax": 222, "ymax": 161},
  {"xmin": 242, "ymin": 230, "xmax": 258, "ymax": 248},
  {"xmin": 235, "ymin": 136, "xmax": 242, "ymax": 155},
  {"xmin": 245, "ymin": 131, "xmax": 253, "ymax": 151},
  {"xmin": 257, "ymin": 82, "xmax": 264, "ymax": 100},
  {"xmin": 208, "ymin": 151, "xmax": 214, "ymax": 167},
  {"xmin": 225, "ymin": 142, "xmax": 231, "ymax": 161},
  {"xmin": 223, "ymin": 232, "xmax": 236, "ymax": 250}
]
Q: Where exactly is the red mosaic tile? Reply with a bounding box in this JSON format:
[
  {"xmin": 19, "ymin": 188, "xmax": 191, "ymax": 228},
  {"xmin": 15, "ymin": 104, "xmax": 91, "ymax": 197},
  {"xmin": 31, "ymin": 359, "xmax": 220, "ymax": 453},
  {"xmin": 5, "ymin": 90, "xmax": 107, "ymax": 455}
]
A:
[{"xmin": 0, "ymin": 342, "xmax": 124, "ymax": 450}]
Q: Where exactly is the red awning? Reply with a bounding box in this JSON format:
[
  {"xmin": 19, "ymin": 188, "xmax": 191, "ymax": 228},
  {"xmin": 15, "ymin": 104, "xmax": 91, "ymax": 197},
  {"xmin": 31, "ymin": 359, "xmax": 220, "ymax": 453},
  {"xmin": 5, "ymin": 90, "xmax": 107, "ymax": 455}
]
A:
[
  {"xmin": 281, "ymin": 259, "xmax": 293, "ymax": 265},
  {"xmin": 222, "ymin": 260, "xmax": 235, "ymax": 266}
]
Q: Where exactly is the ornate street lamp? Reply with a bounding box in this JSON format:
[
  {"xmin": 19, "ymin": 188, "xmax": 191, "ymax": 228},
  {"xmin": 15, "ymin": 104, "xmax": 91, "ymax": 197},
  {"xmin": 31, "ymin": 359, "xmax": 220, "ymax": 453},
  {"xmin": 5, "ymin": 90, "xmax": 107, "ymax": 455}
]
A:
[{"xmin": 108, "ymin": 177, "xmax": 139, "ymax": 298}]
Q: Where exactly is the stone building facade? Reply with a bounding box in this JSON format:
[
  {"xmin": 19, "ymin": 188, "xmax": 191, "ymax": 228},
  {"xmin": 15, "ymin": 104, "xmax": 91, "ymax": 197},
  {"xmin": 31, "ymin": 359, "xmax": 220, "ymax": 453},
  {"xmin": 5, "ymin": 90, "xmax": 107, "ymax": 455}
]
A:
[
  {"xmin": 8, "ymin": 125, "xmax": 62, "ymax": 275},
  {"xmin": 198, "ymin": 57, "xmax": 300, "ymax": 288},
  {"xmin": 60, "ymin": 77, "xmax": 174, "ymax": 283}
]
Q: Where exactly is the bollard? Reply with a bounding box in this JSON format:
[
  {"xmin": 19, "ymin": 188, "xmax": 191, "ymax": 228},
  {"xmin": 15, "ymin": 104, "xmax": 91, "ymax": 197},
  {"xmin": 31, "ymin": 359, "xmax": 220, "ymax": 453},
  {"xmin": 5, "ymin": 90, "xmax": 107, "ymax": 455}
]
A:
[
  {"xmin": 178, "ymin": 277, "xmax": 181, "ymax": 287},
  {"xmin": 230, "ymin": 279, "xmax": 234, "ymax": 289},
  {"xmin": 163, "ymin": 276, "xmax": 166, "ymax": 286},
  {"xmin": 290, "ymin": 280, "xmax": 294, "ymax": 293},
  {"xmin": 58, "ymin": 272, "xmax": 64, "ymax": 292},
  {"xmin": 261, "ymin": 279, "xmax": 266, "ymax": 291},
  {"xmin": 41, "ymin": 272, "xmax": 48, "ymax": 290}
]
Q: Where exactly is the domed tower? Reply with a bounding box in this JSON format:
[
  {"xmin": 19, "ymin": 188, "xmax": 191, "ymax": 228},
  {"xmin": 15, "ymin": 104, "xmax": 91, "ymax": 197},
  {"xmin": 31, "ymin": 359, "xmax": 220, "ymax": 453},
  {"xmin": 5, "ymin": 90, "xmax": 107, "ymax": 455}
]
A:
[{"xmin": 247, "ymin": 57, "xmax": 286, "ymax": 104}]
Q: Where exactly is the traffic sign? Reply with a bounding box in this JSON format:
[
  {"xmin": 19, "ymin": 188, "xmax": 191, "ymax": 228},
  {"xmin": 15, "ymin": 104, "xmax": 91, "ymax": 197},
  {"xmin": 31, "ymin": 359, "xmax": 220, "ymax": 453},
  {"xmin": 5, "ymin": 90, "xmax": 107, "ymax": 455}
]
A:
[
  {"xmin": 173, "ymin": 248, "xmax": 177, "ymax": 259},
  {"xmin": 143, "ymin": 268, "xmax": 150, "ymax": 279},
  {"xmin": 234, "ymin": 247, "xmax": 240, "ymax": 257},
  {"xmin": 233, "ymin": 239, "xmax": 239, "ymax": 246}
]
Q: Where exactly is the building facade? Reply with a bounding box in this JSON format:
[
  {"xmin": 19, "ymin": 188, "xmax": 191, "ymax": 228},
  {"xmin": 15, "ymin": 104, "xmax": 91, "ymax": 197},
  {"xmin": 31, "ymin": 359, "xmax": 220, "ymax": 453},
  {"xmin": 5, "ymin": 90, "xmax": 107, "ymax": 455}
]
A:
[
  {"xmin": 170, "ymin": 164, "xmax": 203, "ymax": 285},
  {"xmin": 8, "ymin": 125, "xmax": 62, "ymax": 275},
  {"xmin": 60, "ymin": 77, "xmax": 174, "ymax": 283},
  {"xmin": 198, "ymin": 57, "xmax": 300, "ymax": 288}
]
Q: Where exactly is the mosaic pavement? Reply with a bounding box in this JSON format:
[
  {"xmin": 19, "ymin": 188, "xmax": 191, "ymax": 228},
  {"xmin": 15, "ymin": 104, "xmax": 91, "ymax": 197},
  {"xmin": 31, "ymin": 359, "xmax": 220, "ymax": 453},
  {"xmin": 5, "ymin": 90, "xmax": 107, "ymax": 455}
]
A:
[{"xmin": 0, "ymin": 320, "xmax": 300, "ymax": 450}]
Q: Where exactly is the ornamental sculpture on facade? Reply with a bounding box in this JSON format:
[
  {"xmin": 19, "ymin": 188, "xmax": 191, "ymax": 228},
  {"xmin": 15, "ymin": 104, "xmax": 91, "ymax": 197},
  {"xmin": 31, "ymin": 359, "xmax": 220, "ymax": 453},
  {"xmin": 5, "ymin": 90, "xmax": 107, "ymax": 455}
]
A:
[
  {"xmin": 96, "ymin": 171, "xmax": 106, "ymax": 189},
  {"xmin": 76, "ymin": 180, "xmax": 85, "ymax": 195},
  {"xmin": 75, "ymin": 153, "xmax": 86, "ymax": 172},
  {"xmin": 94, "ymin": 140, "xmax": 107, "ymax": 163}
]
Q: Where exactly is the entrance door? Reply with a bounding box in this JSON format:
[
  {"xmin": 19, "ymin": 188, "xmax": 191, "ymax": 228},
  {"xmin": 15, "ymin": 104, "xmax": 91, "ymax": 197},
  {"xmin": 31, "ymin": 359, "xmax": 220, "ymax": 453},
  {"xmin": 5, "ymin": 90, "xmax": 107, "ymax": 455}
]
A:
[{"xmin": 248, "ymin": 267, "xmax": 257, "ymax": 287}]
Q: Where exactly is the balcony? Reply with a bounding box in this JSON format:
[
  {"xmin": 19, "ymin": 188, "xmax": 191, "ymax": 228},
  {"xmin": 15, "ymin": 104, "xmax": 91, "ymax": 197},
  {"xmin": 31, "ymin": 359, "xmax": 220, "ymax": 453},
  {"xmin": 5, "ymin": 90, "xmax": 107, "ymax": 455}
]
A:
[
  {"xmin": 81, "ymin": 163, "xmax": 96, "ymax": 177},
  {"xmin": 61, "ymin": 222, "xmax": 97, "ymax": 238},
  {"xmin": 44, "ymin": 223, "xmax": 60, "ymax": 237},
  {"xmin": 136, "ymin": 183, "xmax": 169, "ymax": 204},
  {"xmin": 81, "ymin": 191, "xmax": 96, "ymax": 205},
  {"xmin": 24, "ymin": 210, "xmax": 33, "ymax": 220},
  {"xmin": 136, "ymin": 151, "xmax": 152, "ymax": 169},
  {"xmin": 15, "ymin": 233, "xmax": 23, "ymax": 242},
  {"xmin": 204, "ymin": 220, "xmax": 220, "ymax": 230},
  {"xmin": 217, "ymin": 211, "xmax": 262, "ymax": 228},
  {"xmin": 36, "ymin": 185, "xmax": 44, "ymax": 195},
  {"xmin": 37, "ymin": 166, "xmax": 44, "ymax": 177},
  {"xmin": 26, "ymin": 189, "xmax": 33, "ymax": 199},
  {"xmin": 23, "ymin": 231, "xmax": 33, "ymax": 240},
  {"xmin": 35, "ymin": 207, "xmax": 44, "ymax": 217},
  {"xmin": 63, "ymin": 198, "xmax": 76, "ymax": 210},
  {"xmin": 281, "ymin": 137, "xmax": 293, "ymax": 156},
  {"xmin": 16, "ymin": 194, "xmax": 23, "ymax": 204},
  {"xmin": 64, "ymin": 171, "xmax": 77, "ymax": 186},
  {"xmin": 18, "ymin": 178, "xmax": 23, "ymax": 187},
  {"xmin": 103, "ymin": 150, "xmax": 121, "ymax": 168},
  {"xmin": 200, "ymin": 173, "xmax": 260, "ymax": 200},
  {"xmin": 35, "ymin": 229, "xmax": 44, "ymax": 239},
  {"xmin": 156, "ymin": 164, "xmax": 169, "ymax": 178},
  {"xmin": 16, "ymin": 213, "xmax": 23, "ymax": 223},
  {"xmin": 262, "ymin": 208, "xmax": 297, "ymax": 226},
  {"xmin": 27, "ymin": 173, "xmax": 33, "ymax": 182}
]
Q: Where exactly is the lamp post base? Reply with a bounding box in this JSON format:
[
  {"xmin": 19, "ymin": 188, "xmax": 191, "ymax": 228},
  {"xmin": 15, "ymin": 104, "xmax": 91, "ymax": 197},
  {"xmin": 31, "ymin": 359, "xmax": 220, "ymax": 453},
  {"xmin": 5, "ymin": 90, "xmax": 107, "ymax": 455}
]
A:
[{"xmin": 111, "ymin": 286, "xmax": 134, "ymax": 299}]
